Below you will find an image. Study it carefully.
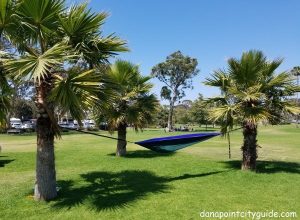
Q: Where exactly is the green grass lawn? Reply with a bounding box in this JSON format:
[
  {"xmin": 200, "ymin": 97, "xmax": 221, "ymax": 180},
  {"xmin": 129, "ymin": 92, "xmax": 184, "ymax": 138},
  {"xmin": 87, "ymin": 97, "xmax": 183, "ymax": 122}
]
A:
[{"xmin": 0, "ymin": 125, "xmax": 299, "ymax": 219}]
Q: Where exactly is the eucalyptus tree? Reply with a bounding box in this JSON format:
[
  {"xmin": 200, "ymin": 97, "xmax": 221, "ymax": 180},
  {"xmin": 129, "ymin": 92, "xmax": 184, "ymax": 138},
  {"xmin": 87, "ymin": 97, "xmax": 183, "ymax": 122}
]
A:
[
  {"xmin": 151, "ymin": 51, "xmax": 199, "ymax": 131},
  {"xmin": 0, "ymin": 0, "xmax": 127, "ymax": 200},
  {"xmin": 205, "ymin": 50, "xmax": 300, "ymax": 171},
  {"xmin": 96, "ymin": 60, "xmax": 158, "ymax": 156}
]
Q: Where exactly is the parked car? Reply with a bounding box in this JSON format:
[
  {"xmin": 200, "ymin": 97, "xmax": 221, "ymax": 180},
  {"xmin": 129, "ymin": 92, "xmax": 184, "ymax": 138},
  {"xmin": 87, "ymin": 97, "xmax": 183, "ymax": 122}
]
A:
[
  {"xmin": 68, "ymin": 120, "xmax": 79, "ymax": 129},
  {"xmin": 21, "ymin": 122, "xmax": 33, "ymax": 129},
  {"xmin": 83, "ymin": 119, "xmax": 96, "ymax": 130},
  {"xmin": 59, "ymin": 119, "xmax": 79, "ymax": 130},
  {"xmin": 10, "ymin": 118, "xmax": 22, "ymax": 129},
  {"xmin": 21, "ymin": 120, "xmax": 36, "ymax": 131}
]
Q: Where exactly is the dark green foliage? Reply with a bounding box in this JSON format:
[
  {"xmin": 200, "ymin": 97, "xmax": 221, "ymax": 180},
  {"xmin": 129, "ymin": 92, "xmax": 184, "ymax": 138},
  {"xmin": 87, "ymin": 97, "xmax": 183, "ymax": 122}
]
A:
[
  {"xmin": 153, "ymin": 104, "xmax": 169, "ymax": 128},
  {"xmin": 189, "ymin": 94, "xmax": 210, "ymax": 126},
  {"xmin": 97, "ymin": 60, "xmax": 158, "ymax": 132}
]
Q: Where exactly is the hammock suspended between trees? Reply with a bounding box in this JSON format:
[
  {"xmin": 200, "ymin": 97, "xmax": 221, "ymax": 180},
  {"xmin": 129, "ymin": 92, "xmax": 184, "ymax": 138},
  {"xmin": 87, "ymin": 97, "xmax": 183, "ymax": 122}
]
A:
[
  {"xmin": 61, "ymin": 127, "xmax": 220, "ymax": 153},
  {"xmin": 135, "ymin": 132, "xmax": 220, "ymax": 153}
]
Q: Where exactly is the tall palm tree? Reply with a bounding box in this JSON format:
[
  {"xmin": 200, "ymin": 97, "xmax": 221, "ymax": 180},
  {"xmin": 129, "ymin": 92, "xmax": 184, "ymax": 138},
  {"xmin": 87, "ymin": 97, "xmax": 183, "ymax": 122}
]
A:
[
  {"xmin": 96, "ymin": 60, "xmax": 158, "ymax": 156},
  {"xmin": 0, "ymin": 0, "xmax": 127, "ymax": 200},
  {"xmin": 205, "ymin": 50, "xmax": 300, "ymax": 171}
]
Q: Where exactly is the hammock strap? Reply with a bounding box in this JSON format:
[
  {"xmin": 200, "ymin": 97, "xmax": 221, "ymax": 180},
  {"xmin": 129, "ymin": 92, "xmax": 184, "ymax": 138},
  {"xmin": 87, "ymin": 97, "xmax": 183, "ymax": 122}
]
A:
[
  {"xmin": 59, "ymin": 127, "xmax": 135, "ymax": 143},
  {"xmin": 60, "ymin": 126, "xmax": 243, "ymax": 147}
]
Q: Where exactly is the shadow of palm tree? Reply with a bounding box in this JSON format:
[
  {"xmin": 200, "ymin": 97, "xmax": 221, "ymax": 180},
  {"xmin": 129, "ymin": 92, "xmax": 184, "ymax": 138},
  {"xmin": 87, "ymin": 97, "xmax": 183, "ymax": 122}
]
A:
[
  {"xmin": 53, "ymin": 170, "xmax": 226, "ymax": 211},
  {"xmin": 0, "ymin": 156, "xmax": 14, "ymax": 167},
  {"xmin": 107, "ymin": 150, "xmax": 175, "ymax": 158},
  {"xmin": 221, "ymin": 160, "xmax": 300, "ymax": 174}
]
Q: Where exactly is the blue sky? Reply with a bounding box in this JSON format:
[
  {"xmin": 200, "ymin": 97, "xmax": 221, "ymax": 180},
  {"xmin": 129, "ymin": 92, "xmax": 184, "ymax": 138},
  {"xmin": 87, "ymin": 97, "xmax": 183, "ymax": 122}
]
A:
[{"xmin": 70, "ymin": 0, "xmax": 300, "ymax": 102}]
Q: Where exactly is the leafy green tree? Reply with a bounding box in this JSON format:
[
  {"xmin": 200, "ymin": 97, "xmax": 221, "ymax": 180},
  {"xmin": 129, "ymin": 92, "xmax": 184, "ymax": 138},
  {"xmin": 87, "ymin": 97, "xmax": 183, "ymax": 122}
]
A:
[
  {"xmin": 151, "ymin": 51, "xmax": 199, "ymax": 131},
  {"xmin": 190, "ymin": 94, "xmax": 210, "ymax": 128},
  {"xmin": 205, "ymin": 50, "xmax": 300, "ymax": 171},
  {"xmin": 153, "ymin": 104, "xmax": 169, "ymax": 128},
  {"xmin": 10, "ymin": 98, "xmax": 36, "ymax": 121},
  {"xmin": 174, "ymin": 104, "xmax": 190, "ymax": 125},
  {"xmin": 96, "ymin": 60, "xmax": 158, "ymax": 156},
  {"xmin": 0, "ymin": 0, "xmax": 127, "ymax": 200}
]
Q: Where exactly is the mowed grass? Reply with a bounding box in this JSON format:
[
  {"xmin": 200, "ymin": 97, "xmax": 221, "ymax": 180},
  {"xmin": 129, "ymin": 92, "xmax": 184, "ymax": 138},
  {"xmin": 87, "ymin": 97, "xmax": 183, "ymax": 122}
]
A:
[{"xmin": 0, "ymin": 125, "xmax": 299, "ymax": 220}]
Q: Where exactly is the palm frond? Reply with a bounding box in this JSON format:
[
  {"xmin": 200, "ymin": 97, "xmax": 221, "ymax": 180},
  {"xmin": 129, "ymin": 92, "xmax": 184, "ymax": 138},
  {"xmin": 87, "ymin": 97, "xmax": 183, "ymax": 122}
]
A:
[
  {"xmin": 16, "ymin": 0, "xmax": 64, "ymax": 42},
  {"xmin": 59, "ymin": 3, "xmax": 128, "ymax": 65},
  {"xmin": 204, "ymin": 69, "xmax": 229, "ymax": 94},
  {"xmin": 264, "ymin": 72, "xmax": 295, "ymax": 90},
  {"xmin": 98, "ymin": 60, "xmax": 158, "ymax": 131},
  {"xmin": 50, "ymin": 69, "xmax": 101, "ymax": 122},
  {"xmin": 228, "ymin": 84, "xmax": 265, "ymax": 103},
  {"xmin": 59, "ymin": 3, "xmax": 106, "ymax": 42},
  {"xmin": 5, "ymin": 43, "xmax": 74, "ymax": 83},
  {"xmin": 205, "ymin": 50, "xmax": 297, "ymax": 128},
  {"xmin": 243, "ymin": 106, "xmax": 272, "ymax": 124},
  {"xmin": 0, "ymin": 0, "xmax": 15, "ymax": 34},
  {"xmin": 209, "ymin": 104, "xmax": 239, "ymax": 135}
]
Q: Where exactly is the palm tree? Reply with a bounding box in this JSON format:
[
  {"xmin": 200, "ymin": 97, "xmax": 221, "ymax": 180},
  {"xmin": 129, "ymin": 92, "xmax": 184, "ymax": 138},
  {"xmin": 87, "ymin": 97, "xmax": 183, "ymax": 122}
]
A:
[
  {"xmin": 0, "ymin": 0, "xmax": 127, "ymax": 200},
  {"xmin": 205, "ymin": 50, "xmax": 300, "ymax": 171},
  {"xmin": 96, "ymin": 60, "xmax": 158, "ymax": 156}
]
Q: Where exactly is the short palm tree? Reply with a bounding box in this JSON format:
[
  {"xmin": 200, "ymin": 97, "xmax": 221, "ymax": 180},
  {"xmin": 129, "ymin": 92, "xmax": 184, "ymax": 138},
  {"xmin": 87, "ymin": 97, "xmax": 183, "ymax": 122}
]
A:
[
  {"xmin": 205, "ymin": 50, "xmax": 300, "ymax": 171},
  {"xmin": 97, "ymin": 60, "xmax": 158, "ymax": 156},
  {"xmin": 0, "ymin": 0, "xmax": 127, "ymax": 200}
]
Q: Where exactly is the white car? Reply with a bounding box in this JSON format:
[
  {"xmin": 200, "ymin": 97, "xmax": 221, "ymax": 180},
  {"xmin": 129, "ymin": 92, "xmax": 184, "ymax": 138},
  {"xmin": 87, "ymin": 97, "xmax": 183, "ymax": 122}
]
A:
[
  {"xmin": 10, "ymin": 118, "xmax": 22, "ymax": 129},
  {"xmin": 21, "ymin": 122, "xmax": 33, "ymax": 129},
  {"xmin": 83, "ymin": 119, "xmax": 96, "ymax": 129}
]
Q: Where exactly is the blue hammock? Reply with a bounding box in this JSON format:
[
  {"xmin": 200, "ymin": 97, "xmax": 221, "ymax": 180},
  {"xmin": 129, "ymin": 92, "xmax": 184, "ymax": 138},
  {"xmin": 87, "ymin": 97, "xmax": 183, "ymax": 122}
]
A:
[
  {"xmin": 61, "ymin": 127, "xmax": 220, "ymax": 153},
  {"xmin": 135, "ymin": 132, "xmax": 220, "ymax": 153}
]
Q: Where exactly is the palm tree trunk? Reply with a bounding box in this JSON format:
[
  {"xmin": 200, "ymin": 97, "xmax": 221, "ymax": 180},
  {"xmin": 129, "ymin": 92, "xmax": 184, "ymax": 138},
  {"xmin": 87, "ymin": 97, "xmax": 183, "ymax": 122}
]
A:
[
  {"xmin": 116, "ymin": 123, "xmax": 127, "ymax": 156},
  {"xmin": 34, "ymin": 82, "xmax": 57, "ymax": 201},
  {"xmin": 228, "ymin": 133, "xmax": 231, "ymax": 159},
  {"xmin": 241, "ymin": 122, "xmax": 257, "ymax": 171}
]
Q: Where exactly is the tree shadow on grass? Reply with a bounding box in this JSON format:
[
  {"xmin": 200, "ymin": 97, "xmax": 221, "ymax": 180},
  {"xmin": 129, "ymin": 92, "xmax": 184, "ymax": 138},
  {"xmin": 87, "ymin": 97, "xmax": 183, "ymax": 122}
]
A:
[
  {"xmin": 0, "ymin": 156, "xmax": 14, "ymax": 167},
  {"xmin": 107, "ymin": 150, "xmax": 175, "ymax": 158},
  {"xmin": 221, "ymin": 160, "xmax": 300, "ymax": 174},
  {"xmin": 53, "ymin": 170, "xmax": 226, "ymax": 211}
]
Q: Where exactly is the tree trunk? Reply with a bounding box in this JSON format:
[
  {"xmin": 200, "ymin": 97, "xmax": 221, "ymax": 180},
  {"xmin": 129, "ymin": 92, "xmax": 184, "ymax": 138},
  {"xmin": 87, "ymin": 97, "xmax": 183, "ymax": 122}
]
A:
[
  {"xmin": 34, "ymin": 81, "xmax": 57, "ymax": 201},
  {"xmin": 228, "ymin": 133, "xmax": 231, "ymax": 159},
  {"xmin": 116, "ymin": 123, "xmax": 127, "ymax": 157},
  {"xmin": 167, "ymin": 97, "xmax": 176, "ymax": 131},
  {"xmin": 241, "ymin": 122, "xmax": 258, "ymax": 171}
]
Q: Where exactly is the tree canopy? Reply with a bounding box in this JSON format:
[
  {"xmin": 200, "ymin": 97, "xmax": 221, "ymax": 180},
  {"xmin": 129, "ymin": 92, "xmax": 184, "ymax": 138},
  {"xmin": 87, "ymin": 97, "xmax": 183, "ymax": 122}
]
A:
[{"xmin": 151, "ymin": 51, "xmax": 199, "ymax": 130}]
